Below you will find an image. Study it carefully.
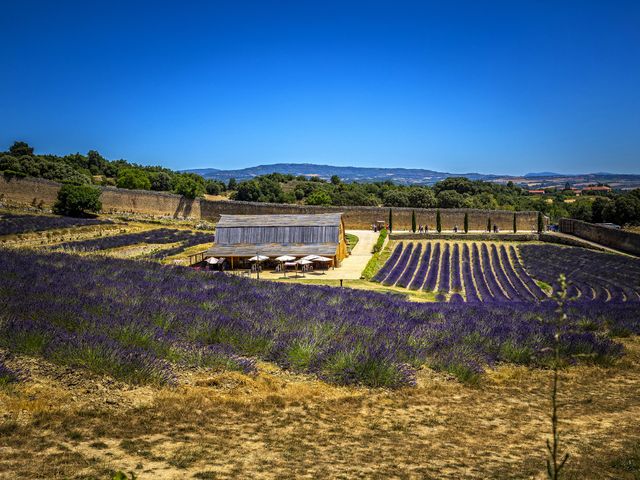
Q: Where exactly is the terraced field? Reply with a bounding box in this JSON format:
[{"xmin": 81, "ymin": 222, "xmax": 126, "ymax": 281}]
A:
[{"xmin": 373, "ymin": 241, "xmax": 640, "ymax": 303}]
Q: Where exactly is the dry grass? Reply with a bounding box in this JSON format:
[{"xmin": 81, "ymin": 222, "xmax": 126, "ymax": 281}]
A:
[{"xmin": 1, "ymin": 338, "xmax": 639, "ymax": 479}]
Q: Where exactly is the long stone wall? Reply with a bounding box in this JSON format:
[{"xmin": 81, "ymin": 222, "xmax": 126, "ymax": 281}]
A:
[
  {"xmin": 0, "ymin": 176, "xmax": 200, "ymax": 218},
  {"xmin": 391, "ymin": 232, "xmax": 539, "ymax": 242},
  {"xmin": 559, "ymin": 218, "xmax": 640, "ymax": 256},
  {"xmin": 201, "ymin": 200, "xmax": 542, "ymax": 231},
  {"xmin": 1, "ymin": 175, "xmax": 544, "ymax": 231}
]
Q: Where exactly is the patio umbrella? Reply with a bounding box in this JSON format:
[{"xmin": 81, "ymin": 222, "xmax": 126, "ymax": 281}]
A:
[
  {"xmin": 275, "ymin": 255, "xmax": 296, "ymax": 262},
  {"xmin": 205, "ymin": 256, "xmax": 219, "ymax": 264},
  {"xmin": 314, "ymin": 256, "xmax": 332, "ymax": 262},
  {"xmin": 301, "ymin": 255, "xmax": 319, "ymax": 261},
  {"xmin": 249, "ymin": 255, "xmax": 269, "ymax": 262},
  {"xmin": 296, "ymin": 259, "xmax": 312, "ymax": 265}
]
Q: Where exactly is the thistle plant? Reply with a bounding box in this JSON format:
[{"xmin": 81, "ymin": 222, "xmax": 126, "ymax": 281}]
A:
[{"xmin": 545, "ymin": 274, "xmax": 570, "ymax": 479}]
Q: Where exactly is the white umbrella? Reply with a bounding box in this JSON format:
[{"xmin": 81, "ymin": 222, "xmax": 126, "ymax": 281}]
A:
[
  {"xmin": 296, "ymin": 259, "xmax": 312, "ymax": 265},
  {"xmin": 301, "ymin": 255, "xmax": 319, "ymax": 261},
  {"xmin": 275, "ymin": 255, "xmax": 296, "ymax": 262},
  {"xmin": 205, "ymin": 256, "xmax": 219, "ymax": 264},
  {"xmin": 314, "ymin": 256, "xmax": 332, "ymax": 262},
  {"xmin": 249, "ymin": 255, "xmax": 269, "ymax": 262}
]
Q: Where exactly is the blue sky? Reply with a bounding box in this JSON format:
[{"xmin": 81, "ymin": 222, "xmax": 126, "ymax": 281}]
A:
[{"xmin": 1, "ymin": 1, "xmax": 639, "ymax": 175}]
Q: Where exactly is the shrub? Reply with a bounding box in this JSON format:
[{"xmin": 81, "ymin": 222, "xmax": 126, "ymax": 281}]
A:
[
  {"xmin": 116, "ymin": 168, "xmax": 151, "ymax": 190},
  {"xmin": 173, "ymin": 175, "xmax": 205, "ymax": 199},
  {"xmin": 372, "ymin": 228, "xmax": 388, "ymax": 253},
  {"xmin": 53, "ymin": 184, "xmax": 102, "ymax": 217},
  {"xmin": 436, "ymin": 209, "xmax": 442, "ymax": 233}
]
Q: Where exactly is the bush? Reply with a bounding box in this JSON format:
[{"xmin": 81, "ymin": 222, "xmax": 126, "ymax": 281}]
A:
[
  {"xmin": 372, "ymin": 228, "xmax": 388, "ymax": 253},
  {"xmin": 53, "ymin": 184, "xmax": 102, "ymax": 217},
  {"xmin": 173, "ymin": 175, "xmax": 205, "ymax": 199},
  {"xmin": 116, "ymin": 168, "xmax": 151, "ymax": 190}
]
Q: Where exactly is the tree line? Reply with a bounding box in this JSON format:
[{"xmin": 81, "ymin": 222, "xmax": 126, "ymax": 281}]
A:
[{"xmin": 2, "ymin": 141, "xmax": 639, "ymax": 225}]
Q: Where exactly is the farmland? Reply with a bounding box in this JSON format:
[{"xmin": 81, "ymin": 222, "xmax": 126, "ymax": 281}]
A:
[
  {"xmin": 373, "ymin": 240, "xmax": 640, "ymax": 304},
  {"xmin": 1, "ymin": 211, "xmax": 640, "ymax": 478}
]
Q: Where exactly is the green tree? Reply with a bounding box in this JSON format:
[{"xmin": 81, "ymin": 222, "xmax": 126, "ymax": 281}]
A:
[
  {"xmin": 330, "ymin": 175, "xmax": 341, "ymax": 185},
  {"xmin": 306, "ymin": 190, "xmax": 332, "ymax": 205},
  {"xmin": 227, "ymin": 178, "xmax": 237, "ymax": 190},
  {"xmin": 383, "ymin": 189, "xmax": 410, "ymax": 207},
  {"xmin": 116, "ymin": 168, "xmax": 151, "ymax": 190},
  {"xmin": 568, "ymin": 201, "xmax": 592, "ymax": 222},
  {"xmin": 173, "ymin": 175, "xmax": 205, "ymax": 199},
  {"xmin": 437, "ymin": 189, "xmax": 467, "ymax": 208},
  {"xmin": 591, "ymin": 197, "xmax": 609, "ymax": 223},
  {"xmin": 149, "ymin": 171, "xmax": 174, "ymax": 191},
  {"xmin": 603, "ymin": 195, "xmax": 640, "ymax": 226},
  {"xmin": 388, "ymin": 208, "xmax": 393, "ymax": 232},
  {"xmin": 53, "ymin": 184, "xmax": 102, "ymax": 217},
  {"xmin": 487, "ymin": 217, "xmax": 492, "ymax": 232},
  {"xmin": 407, "ymin": 188, "xmax": 436, "ymax": 208},
  {"xmin": 513, "ymin": 213, "xmax": 517, "ymax": 233},
  {"xmin": 9, "ymin": 141, "xmax": 34, "ymax": 157},
  {"xmin": 234, "ymin": 180, "xmax": 261, "ymax": 201},
  {"xmin": 411, "ymin": 210, "xmax": 416, "ymax": 233},
  {"xmin": 436, "ymin": 209, "xmax": 442, "ymax": 233},
  {"xmin": 463, "ymin": 212, "xmax": 469, "ymax": 233},
  {"xmin": 538, "ymin": 212, "xmax": 544, "ymax": 233}
]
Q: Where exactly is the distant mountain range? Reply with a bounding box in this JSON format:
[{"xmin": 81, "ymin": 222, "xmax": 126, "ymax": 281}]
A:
[{"xmin": 185, "ymin": 164, "xmax": 640, "ymax": 190}]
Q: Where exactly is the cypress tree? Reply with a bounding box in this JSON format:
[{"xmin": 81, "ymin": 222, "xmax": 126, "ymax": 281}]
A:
[
  {"xmin": 388, "ymin": 208, "xmax": 393, "ymax": 233},
  {"xmin": 411, "ymin": 210, "xmax": 416, "ymax": 233},
  {"xmin": 513, "ymin": 213, "xmax": 517, "ymax": 233},
  {"xmin": 487, "ymin": 217, "xmax": 492, "ymax": 232},
  {"xmin": 538, "ymin": 211, "xmax": 544, "ymax": 233},
  {"xmin": 436, "ymin": 209, "xmax": 442, "ymax": 233},
  {"xmin": 463, "ymin": 212, "xmax": 469, "ymax": 233}
]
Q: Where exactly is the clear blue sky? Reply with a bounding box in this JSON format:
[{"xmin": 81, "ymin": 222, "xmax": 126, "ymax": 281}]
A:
[{"xmin": 1, "ymin": 1, "xmax": 639, "ymax": 175}]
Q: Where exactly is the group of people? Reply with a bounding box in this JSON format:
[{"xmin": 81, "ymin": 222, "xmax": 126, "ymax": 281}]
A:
[{"xmin": 372, "ymin": 223, "xmax": 389, "ymax": 232}]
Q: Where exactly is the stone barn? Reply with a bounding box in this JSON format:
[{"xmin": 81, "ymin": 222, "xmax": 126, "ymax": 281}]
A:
[{"xmin": 206, "ymin": 213, "xmax": 348, "ymax": 267}]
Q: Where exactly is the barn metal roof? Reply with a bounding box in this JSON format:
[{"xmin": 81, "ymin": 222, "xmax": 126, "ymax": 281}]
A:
[
  {"xmin": 216, "ymin": 213, "xmax": 343, "ymax": 228},
  {"xmin": 206, "ymin": 242, "xmax": 339, "ymax": 258}
]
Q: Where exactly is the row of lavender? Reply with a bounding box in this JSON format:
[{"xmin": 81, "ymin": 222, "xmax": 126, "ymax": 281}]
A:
[
  {"xmin": 0, "ymin": 212, "xmax": 111, "ymax": 236},
  {"xmin": 520, "ymin": 244, "xmax": 640, "ymax": 302},
  {"xmin": 374, "ymin": 241, "xmax": 547, "ymax": 303},
  {"xmin": 50, "ymin": 228, "xmax": 213, "ymax": 260},
  {"xmin": 1, "ymin": 249, "xmax": 636, "ymax": 387}
]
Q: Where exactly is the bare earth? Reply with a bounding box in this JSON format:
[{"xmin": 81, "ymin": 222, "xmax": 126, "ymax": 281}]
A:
[{"xmin": 1, "ymin": 337, "xmax": 639, "ymax": 479}]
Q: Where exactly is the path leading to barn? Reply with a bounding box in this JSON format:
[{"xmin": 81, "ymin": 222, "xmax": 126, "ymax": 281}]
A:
[
  {"xmin": 319, "ymin": 229, "xmax": 378, "ymax": 279},
  {"xmin": 256, "ymin": 230, "xmax": 378, "ymax": 281}
]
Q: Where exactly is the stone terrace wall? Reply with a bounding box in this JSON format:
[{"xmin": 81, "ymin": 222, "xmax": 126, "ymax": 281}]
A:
[
  {"xmin": 0, "ymin": 176, "xmax": 200, "ymax": 218},
  {"xmin": 391, "ymin": 232, "xmax": 539, "ymax": 242},
  {"xmin": 1, "ymin": 176, "xmax": 543, "ymax": 230},
  {"xmin": 0, "ymin": 176, "xmax": 60, "ymax": 209},
  {"xmin": 559, "ymin": 218, "xmax": 640, "ymax": 256},
  {"xmin": 201, "ymin": 200, "xmax": 541, "ymax": 231}
]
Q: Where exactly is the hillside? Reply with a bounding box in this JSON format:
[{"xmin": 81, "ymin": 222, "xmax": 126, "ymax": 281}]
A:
[
  {"xmin": 186, "ymin": 163, "xmax": 640, "ymax": 189},
  {"xmin": 186, "ymin": 163, "xmax": 499, "ymax": 185}
]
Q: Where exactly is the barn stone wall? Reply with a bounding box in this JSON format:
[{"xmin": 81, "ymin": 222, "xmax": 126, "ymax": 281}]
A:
[
  {"xmin": 559, "ymin": 218, "xmax": 640, "ymax": 256},
  {"xmin": 1, "ymin": 176, "xmax": 543, "ymax": 231}
]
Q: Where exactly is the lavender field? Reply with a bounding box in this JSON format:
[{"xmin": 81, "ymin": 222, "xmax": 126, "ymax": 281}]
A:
[
  {"xmin": 520, "ymin": 244, "xmax": 640, "ymax": 302},
  {"xmin": 0, "ymin": 212, "xmax": 112, "ymax": 236},
  {"xmin": 51, "ymin": 227, "xmax": 213, "ymax": 259},
  {"xmin": 1, "ymin": 249, "xmax": 637, "ymax": 387},
  {"xmin": 374, "ymin": 240, "xmax": 640, "ymax": 304}
]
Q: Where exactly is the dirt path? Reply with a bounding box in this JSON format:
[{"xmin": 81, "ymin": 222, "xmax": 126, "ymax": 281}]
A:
[{"xmin": 257, "ymin": 230, "xmax": 380, "ymax": 281}]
